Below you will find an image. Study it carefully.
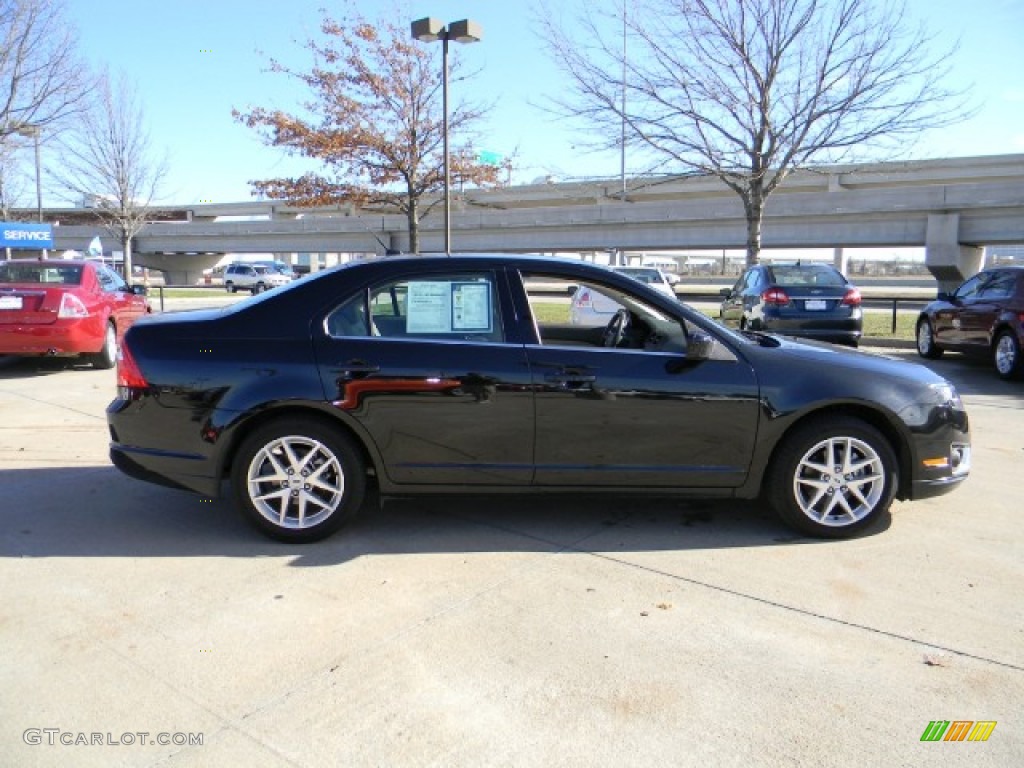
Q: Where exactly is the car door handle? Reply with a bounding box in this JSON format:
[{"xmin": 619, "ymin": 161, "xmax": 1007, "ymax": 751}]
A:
[
  {"xmin": 333, "ymin": 361, "xmax": 380, "ymax": 379},
  {"xmin": 546, "ymin": 373, "xmax": 596, "ymax": 383}
]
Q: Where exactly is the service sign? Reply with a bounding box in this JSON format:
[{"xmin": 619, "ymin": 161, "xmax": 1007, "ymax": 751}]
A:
[{"xmin": 1, "ymin": 222, "xmax": 53, "ymax": 249}]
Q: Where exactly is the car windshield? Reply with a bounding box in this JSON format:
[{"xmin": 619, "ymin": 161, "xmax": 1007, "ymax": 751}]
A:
[
  {"xmin": 0, "ymin": 263, "xmax": 84, "ymax": 285},
  {"xmin": 770, "ymin": 265, "xmax": 846, "ymax": 287}
]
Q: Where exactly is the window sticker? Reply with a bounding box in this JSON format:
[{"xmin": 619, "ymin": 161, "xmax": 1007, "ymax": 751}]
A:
[
  {"xmin": 406, "ymin": 280, "xmax": 493, "ymax": 333},
  {"xmin": 406, "ymin": 281, "xmax": 451, "ymax": 332},
  {"xmin": 451, "ymin": 282, "xmax": 492, "ymax": 332}
]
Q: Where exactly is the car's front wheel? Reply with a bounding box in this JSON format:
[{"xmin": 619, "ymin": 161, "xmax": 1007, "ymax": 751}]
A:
[
  {"xmin": 89, "ymin": 321, "xmax": 117, "ymax": 370},
  {"xmin": 993, "ymin": 330, "xmax": 1023, "ymax": 380},
  {"xmin": 231, "ymin": 418, "xmax": 366, "ymax": 543},
  {"xmin": 226, "ymin": 281, "xmax": 237, "ymax": 294},
  {"xmin": 916, "ymin": 318, "xmax": 943, "ymax": 359},
  {"xmin": 768, "ymin": 417, "xmax": 897, "ymax": 539}
]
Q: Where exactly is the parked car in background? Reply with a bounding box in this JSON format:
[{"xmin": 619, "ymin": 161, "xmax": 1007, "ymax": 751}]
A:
[
  {"xmin": 256, "ymin": 260, "xmax": 299, "ymax": 280},
  {"xmin": 108, "ymin": 254, "xmax": 969, "ymax": 544},
  {"xmin": 916, "ymin": 266, "xmax": 1024, "ymax": 379},
  {"xmin": 569, "ymin": 265, "xmax": 676, "ymax": 326},
  {"xmin": 719, "ymin": 262, "xmax": 863, "ymax": 346},
  {"xmin": 0, "ymin": 259, "xmax": 150, "ymax": 368},
  {"xmin": 223, "ymin": 263, "xmax": 292, "ymax": 294}
]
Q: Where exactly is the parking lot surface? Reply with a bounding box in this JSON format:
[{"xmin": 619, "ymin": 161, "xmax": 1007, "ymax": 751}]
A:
[{"xmin": 1, "ymin": 348, "xmax": 1021, "ymax": 767}]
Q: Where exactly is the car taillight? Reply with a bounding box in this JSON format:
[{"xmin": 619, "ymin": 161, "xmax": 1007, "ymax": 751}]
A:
[
  {"xmin": 576, "ymin": 290, "xmax": 592, "ymax": 308},
  {"xmin": 116, "ymin": 339, "xmax": 148, "ymax": 391},
  {"xmin": 841, "ymin": 288, "xmax": 862, "ymax": 306},
  {"xmin": 58, "ymin": 293, "xmax": 90, "ymax": 318},
  {"xmin": 762, "ymin": 287, "xmax": 790, "ymax": 306}
]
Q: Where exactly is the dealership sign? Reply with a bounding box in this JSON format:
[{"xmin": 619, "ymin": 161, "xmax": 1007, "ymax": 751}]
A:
[{"xmin": 1, "ymin": 222, "xmax": 53, "ymax": 249}]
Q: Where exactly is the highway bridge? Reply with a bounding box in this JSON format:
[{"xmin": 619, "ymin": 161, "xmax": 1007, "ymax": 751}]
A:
[{"xmin": 24, "ymin": 154, "xmax": 1024, "ymax": 286}]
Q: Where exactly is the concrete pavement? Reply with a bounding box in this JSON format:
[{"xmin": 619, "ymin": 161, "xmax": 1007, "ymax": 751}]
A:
[{"xmin": 0, "ymin": 349, "xmax": 1021, "ymax": 767}]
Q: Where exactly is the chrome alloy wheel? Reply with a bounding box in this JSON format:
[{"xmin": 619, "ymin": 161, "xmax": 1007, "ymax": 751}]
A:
[
  {"xmin": 791, "ymin": 436, "xmax": 885, "ymax": 527},
  {"xmin": 916, "ymin": 321, "xmax": 932, "ymax": 355},
  {"xmin": 995, "ymin": 334, "xmax": 1018, "ymax": 376},
  {"xmin": 246, "ymin": 436, "xmax": 346, "ymax": 530}
]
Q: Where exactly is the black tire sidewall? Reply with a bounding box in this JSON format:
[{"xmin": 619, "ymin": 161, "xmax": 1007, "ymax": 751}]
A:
[
  {"xmin": 768, "ymin": 417, "xmax": 897, "ymax": 539},
  {"xmin": 230, "ymin": 419, "xmax": 366, "ymax": 543}
]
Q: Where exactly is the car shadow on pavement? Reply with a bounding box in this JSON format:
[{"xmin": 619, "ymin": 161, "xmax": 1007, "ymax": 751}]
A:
[
  {"xmin": 0, "ymin": 355, "xmax": 99, "ymax": 378},
  {"xmin": 0, "ymin": 466, "xmax": 890, "ymax": 565}
]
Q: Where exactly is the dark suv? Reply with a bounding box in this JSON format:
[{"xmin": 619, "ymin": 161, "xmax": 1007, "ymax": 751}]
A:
[
  {"xmin": 916, "ymin": 266, "xmax": 1024, "ymax": 379},
  {"xmin": 719, "ymin": 262, "xmax": 863, "ymax": 346}
]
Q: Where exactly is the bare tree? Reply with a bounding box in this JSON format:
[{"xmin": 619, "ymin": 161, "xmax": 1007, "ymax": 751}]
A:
[
  {"xmin": 50, "ymin": 70, "xmax": 167, "ymax": 279},
  {"xmin": 541, "ymin": 0, "xmax": 972, "ymax": 264},
  {"xmin": 1, "ymin": 0, "xmax": 92, "ymax": 141},
  {"xmin": 234, "ymin": 3, "xmax": 503, "ymax": 253}
]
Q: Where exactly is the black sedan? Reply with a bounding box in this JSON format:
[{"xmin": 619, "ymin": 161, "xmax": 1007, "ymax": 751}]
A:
[
  {"xmin": 107, "ymin": 255, "xmax": 969, "ymax": 542},
  {"xmin": 719, "ymin": 262, "xmax": 863, "ymax": 346}
]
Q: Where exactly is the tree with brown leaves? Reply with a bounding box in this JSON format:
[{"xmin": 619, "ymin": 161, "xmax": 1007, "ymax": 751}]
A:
[
  {"xmin": 234, "ymin": 5, "xmax": 502, "ymax": 254},
  {"xmin": 542, "ymin": 0, "xmax": 972, "ymax": 265}
]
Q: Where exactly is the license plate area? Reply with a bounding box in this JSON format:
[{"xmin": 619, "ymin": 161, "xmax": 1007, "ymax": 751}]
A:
[
  {"xmin": 804, "ymin": 299, "xmax": 828, "ymax": 311},
  {"xmin": 0, "ymin": 295, "xmax": 24, "ymax": 310}
]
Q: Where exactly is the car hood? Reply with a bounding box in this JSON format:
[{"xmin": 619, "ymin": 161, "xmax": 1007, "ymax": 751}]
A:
[{"xmin": 743, "ymin": 332, "xmax": 948, "ymax": 389}]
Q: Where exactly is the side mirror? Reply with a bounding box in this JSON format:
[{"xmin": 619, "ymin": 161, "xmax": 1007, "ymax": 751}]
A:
[
  {"xmin": 566, "ymin": 284, "xmax": 578, "ymax": 296},
  {"xmin": 130, "ymin": 284, "xmax": 148, "ymax": 296},
  {"xmin": 687, "ymin": 331, "xmax": 716, "ymax": 361},
  {"xmin": 719, "ymin": 288, "xmax": 732, "ymax": 298},
  {"xmin": 936, "ymin": 291, "xmax": 951, "ymax": 302}
]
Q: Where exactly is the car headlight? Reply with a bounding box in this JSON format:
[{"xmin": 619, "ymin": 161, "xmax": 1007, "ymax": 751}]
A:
[{"xmin": 930, "ymin": 382, "xmax": 963, "ymax": 410}]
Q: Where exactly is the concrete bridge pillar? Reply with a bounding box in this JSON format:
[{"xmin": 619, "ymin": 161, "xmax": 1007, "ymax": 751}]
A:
[
  {"xmin": 832, "ymin": 247, "xmax": 849, "ymax": 275},
  {"xmin": 925, "ymin": 213, "xmax": 985, "ymax": 294}
]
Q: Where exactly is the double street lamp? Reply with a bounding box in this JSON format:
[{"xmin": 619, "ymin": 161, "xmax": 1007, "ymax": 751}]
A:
[{"xmin": 411, "ymin": 17, "xmax": 483, "ymax": 255}]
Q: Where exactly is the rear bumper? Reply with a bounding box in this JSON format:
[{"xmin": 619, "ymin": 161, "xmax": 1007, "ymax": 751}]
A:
[
  {"xmin": 762, "ymin": 313, "xmax": 863, "ymax": 343},
  {"xmin": 109, "ymin": 443, "xmax": 221, "ymax": 497},
  {"xmin": 0, "ymin": 319, "xmax": 104, "ymax": 355}
]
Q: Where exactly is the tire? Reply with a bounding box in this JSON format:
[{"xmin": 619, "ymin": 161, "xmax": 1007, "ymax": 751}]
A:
[
  {"xmin": 916, "ymin": 318, "xmax": 943, "ymax": 359},
  {"xmin": 767, "ymin": 417, "xmax": 897, "ymax": 539},
  {"xmin": 251, "ymin": 282, "xmax": 264, "ymax": 294},
  {"xmin": 89, "ymin": 321, "xmax": 117, "ymax": 370},
  {"xmin": 993, "ymin": 330, "xmax": 1023, "ymax": 380},
  {"xmin": 230, "ymin": 418, "xmax": 366, "ymax": 543},
  {"xmin": 226, "ymin": 282, "xmax": 237, "ymax": 294}
]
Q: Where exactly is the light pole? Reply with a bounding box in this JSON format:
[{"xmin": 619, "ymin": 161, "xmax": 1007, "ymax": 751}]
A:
[
  {"xmin": 411, "ymin": 17, "xmax": 482, "ymax": 256},
  {"xmin": 15, "ymin": 124, "xmax": 43, "ymax": 223}
]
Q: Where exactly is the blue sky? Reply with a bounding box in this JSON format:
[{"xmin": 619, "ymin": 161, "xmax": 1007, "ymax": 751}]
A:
[{"xmin": 38, "ymin": 0, "xmax": 1024, "ymax": 206}]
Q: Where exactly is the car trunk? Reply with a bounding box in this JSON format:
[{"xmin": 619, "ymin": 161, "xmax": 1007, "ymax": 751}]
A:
[{"xmin": 0, "ymin": 287, "xmax": 61, "ymax": 325}]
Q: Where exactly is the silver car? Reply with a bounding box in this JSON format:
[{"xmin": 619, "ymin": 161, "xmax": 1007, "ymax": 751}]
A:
[{"xmin": 569, "ymin": 266, "xmax": 676, "ymax": 326}]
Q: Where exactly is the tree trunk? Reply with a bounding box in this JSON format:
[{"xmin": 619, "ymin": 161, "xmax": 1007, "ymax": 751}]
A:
[
  {"xmin": 407, "ymin": 195, "xmax": 419, "ymax": 255},
  {"xmin": 743, "ymin": 184, "xmax": 765, "ymax": 266},
  {"xmin": 121, "ymin": 232, "xmax": 133, "ymax": 282}
]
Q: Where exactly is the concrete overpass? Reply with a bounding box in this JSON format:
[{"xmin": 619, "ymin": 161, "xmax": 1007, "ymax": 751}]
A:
[{"xmin": 39, "ymin": 154, "xmax": 1024, "ymax": 287}]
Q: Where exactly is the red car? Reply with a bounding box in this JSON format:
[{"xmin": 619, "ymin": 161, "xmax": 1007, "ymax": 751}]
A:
[{"xmin": 0, "ymin": 259, "xmax": 151, "ymax": 369}]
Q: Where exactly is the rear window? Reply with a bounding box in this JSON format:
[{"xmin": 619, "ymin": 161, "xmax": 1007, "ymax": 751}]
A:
[
  {"xmin": 769, "ymin": 266, "xmax": 846, "ymax": 287},
  {"xmin": 0, "ymin": 263, "xmax": 84, "ymax": 285}
]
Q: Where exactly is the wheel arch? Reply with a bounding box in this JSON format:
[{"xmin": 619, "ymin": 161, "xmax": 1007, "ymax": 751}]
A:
[
  {"xmin": 214, "ymin": 403, "xmax": 382, "ymax": 488},
  {"xmin": 754, "ymin": 403, "xmax": 912, "ymax": 500}
]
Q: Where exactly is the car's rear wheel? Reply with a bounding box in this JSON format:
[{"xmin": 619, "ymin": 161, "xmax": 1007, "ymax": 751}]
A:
[
  {"xmin": 768, "ymin": 417, "xmax": 896, "ymax": 539},
  {"xmin": 251, "ymin": 282, "xmax": 264, "ymax": 294},
  {"xmin": 89, "ymin": 321, "xmax": 117, "ymax": 370},
  {"xmin": 226, "ymin": 281, "xmax": 237, "ymax": 294},
  {"xmin": 916, "ymin": 318, "xmax": 943, "ymax": 359},
  {"xmin": 993, "ymin": 330, "xmax": 1023, "ymax": 380},
  {"xmin": 231, "ymin": 418, "xmax": 366, "ymax": 543}
]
